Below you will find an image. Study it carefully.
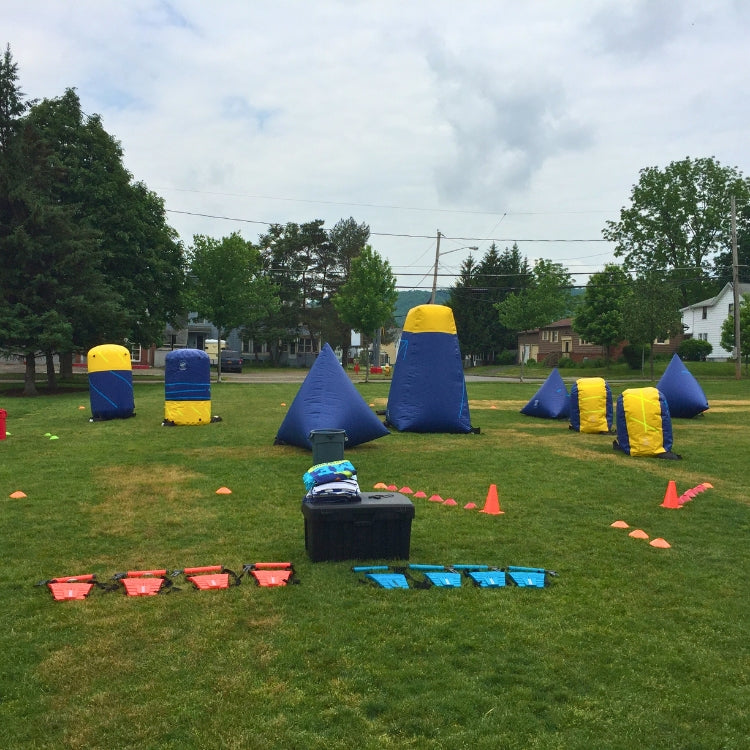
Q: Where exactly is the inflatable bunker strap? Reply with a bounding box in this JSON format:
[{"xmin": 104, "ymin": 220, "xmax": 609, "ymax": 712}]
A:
[
  {"xmin": 506, "ymin": 566, "xmax": 557, "ymax": 588},
  {"xmin": 243, "ymin": 562, "xmax": 299, "ymax": 587},
  {"xmin": 37, "ymin": 573, "xmax": 103, "ymax": 601},
  {"xmin": 172, "ymin": 565, "xmax": 241, "ymax": 590},
  {"xmin": 112, "ymin": 569, "xmax": 174, "ymax": 596}
]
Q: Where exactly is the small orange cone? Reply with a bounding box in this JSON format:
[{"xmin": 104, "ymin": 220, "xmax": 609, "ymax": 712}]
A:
[
  {"xmin": 629, "ymin": 529, "xmax": 649, "ymax": 539},
  {"xmin": 9, "ymin": 491, "xmax": 27, "ymax": 499},
  {"xmin": 413, "ymin": 491, "xmax": 427, "ymax": 498},
  {"xmin": 215, "ymin": 487, "xmax": 232, "ymax": 495},
  {"xmin": 479, "ymin": 484, "xmax": 504, "ymax": 515},
  {"xmin": 428, "ymin": 494, "xmax": 443, "ymax": 503},
  {"xmin": 399, "ymin": 486, "xmax": 413, "ymax": 494},
  {"xmin": 650, "ymin": 538, "xmax": 671, "ymax": 549},
  {"xmin": 387, "ymin": 484, "xmax": 398, "ymax": 491},
  {"xmin": 660, "ymin": 480, "xmax": 681, "ymax": 509},
  {"xmin": 443, "ymin": 498, "xmax": 457, "ymax": 506},
  {"xmin": 610, "ymin": 520, "xmax": 629, "ymax": 529},
  {"xmin": 464, "ymin": 502, "xmax": 477, "ymax": 510},
  {"xmin": 373, "ymin": 482, "xmax": 388, "ymax": 489}
]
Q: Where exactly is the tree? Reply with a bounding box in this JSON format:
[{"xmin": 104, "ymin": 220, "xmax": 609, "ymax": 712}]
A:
[
  {"xmin": 0, "ymin": 47, "xmax": 100, "ymax": 395},
  {"xmin": 450, "ymin": 243, "xmax": 531, "ymax": 363},
  {"xmin": 720, "ymin": 292, "xmax": 750, "ymax": 371},
  {"xmin": 714, "ymin": 203, "xmax": 750, "ymax": 285},
  {"xmin": 495, "ymin": 259, "xmax": 572, "ymax": 380},
  {"xmin": 1, "ymin": 52, "xmax": 186, "ymax": 393},
  {"xmin": 26, "ymin": 89, "xmax": 186, "ymax": 359},
  {"xmin": 622, "ymin": 271, "xmax": 683, "ymax": 380},
  {"xmin": 187, "ymin": 232, "xmax": 278, "ymax": 381},
  {"xmin": 328, "ymin": 217, "xmax": 370, "ymax": 364},
  {"xmin": 604, "ymin": 156, "xmax": 750, "ymax": 307},
  {"xmin": 572, "ymin": 264, "xmax": 631, "ymax": 365},
  {"xmin": 333, "ymin": 245, "xmax": 397, "ymax": 382}
]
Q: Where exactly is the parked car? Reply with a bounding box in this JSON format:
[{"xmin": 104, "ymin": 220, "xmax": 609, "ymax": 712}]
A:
[{"xmin": 219, "ymin": 350, "xmax": 243, "ymax": 373}]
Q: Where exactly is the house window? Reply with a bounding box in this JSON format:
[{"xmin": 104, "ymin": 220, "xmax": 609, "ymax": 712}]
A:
[
  {"xmin": 298, "ymin": 337, "xmax": 317, "ymax": 354},
  {"xmin": 702, "ymin": 306, "xmax": 708, "ymax": 320},
  {"xmin": 541, "ymin": 330, "xmax": 549, "ymax": 342},
  {"xmin": 579, "ymin": 338, "xmax": 591, "ymax": 346},
  {"xmin": 129, "ymin": 344, "xmax": 142, "ymax": 363},
  {"xmin": 654, "ymin": 337, "xmax": 670, "ymax": 345},
  {"xmin": 551, "ymin": 331, "xmax": 559, "ymax": 343},
  {"xmin": 729, "ymin": 303, "xmax": 734, "ymax": 314},
  {"xmin": 699, "ymin": 333, "xmax": 708, "ymax": 341}
]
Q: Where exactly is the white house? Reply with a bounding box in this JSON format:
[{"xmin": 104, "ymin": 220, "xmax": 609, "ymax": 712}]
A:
[{"xmin": 681, "ymin": 282, "xmax": 750, "ymax": 360}]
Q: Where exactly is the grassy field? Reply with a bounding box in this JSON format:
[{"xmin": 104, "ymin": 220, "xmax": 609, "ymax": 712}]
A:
[{"xmin": 0, "ymin": 376, "xmax": 748, "ymax": 749}]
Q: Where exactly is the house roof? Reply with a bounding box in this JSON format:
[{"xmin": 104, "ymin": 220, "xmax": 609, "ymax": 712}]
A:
[
  {"xmin": 681, "ymin": 282, "xmax": 750, "ymax": 312},
  {"xmin": 519, "ymin": 317, "xmax": 572, "ymax": 335}
]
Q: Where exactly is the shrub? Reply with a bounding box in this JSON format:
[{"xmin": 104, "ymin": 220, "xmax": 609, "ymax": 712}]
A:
[
  {"xmin": 496, "ymin": 350, "xmax": 516, "ymax": 365},
  {"xmin": 622, "ymin": 344, "xmax": 650, "ymax": 370},
  {"xmin": 678, "ymin": 338, "xmax": 713, "ymax": 361},
  {"xmin": 581, "ymin": 357, "xmax": 604, "ymax": 368},
  {"xmin": 557, "ymin": 356, "xmax": 576, "ymax": 368},
  {"xmin": 525, "ymin": 358, "xmax": 538, "ymax": 368}
]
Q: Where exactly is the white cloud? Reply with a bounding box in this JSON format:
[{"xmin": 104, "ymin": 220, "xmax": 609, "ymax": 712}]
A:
[{"xmin": 4, "ymin": 0, "xmax": 750, "ymax": 287}]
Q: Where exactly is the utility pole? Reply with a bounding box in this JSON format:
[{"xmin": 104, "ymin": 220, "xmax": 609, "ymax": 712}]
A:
[
  {"xmin": 430, "ymin": 230, "xmax": 442, "ymax": 304},
  {"xmin": 731, "ymin": 196, "xmax": 741, "ymax": 379}
]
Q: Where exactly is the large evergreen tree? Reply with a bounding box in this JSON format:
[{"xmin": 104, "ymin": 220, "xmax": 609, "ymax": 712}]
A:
[
  {"xmin": 449, "ymin": 243, "xmax": 530, "ymax": 363},
  {"xmin": 0, "ymin": 47, "xmax": 100, "ymax": 394}
]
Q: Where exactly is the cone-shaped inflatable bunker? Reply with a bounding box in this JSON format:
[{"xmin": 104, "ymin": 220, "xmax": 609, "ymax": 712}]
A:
[
  {"xmin": 164, "ymin": 349, "xmax": 212, "ymax": 425},
  {"xmin": 521, "ymin": 367, "xmax": 570, "ymax": 419},
  {"xmin": 87, "ymin": 344, "xmax": 135, "ymax": 421},
  {"xmin": 275, "ymin": 343, "xmax": 389, "ymax": 449},
  {"xmin": 613, "ymin": 386, "xmax": 679, "ymax": 458},
  {"xmin": 386, "ymin": 304, "xmax": 473, "ymax": 433},
  {"xmin": 656, "ymin": 353, "xmax": 709, "ymax": 418},
  {"xmin": 569, "ymin": 377, "xmax": 612, "ymax": 433}
]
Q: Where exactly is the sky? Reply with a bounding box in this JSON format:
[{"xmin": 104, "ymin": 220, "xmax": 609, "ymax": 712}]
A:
[{"xmin": 5, "ymin": 0, "xmax": 750, "ymax": 291}]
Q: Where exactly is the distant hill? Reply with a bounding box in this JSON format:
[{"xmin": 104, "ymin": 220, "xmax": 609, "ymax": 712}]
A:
[{"xmin": 393, "ymin": 289, "xmax": 450, "ymax": 326}]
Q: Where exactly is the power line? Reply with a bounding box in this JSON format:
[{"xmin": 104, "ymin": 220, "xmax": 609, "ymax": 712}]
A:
[{"xmin": 166, "ymin": 209, "xmax": 608, "ymax": 243}]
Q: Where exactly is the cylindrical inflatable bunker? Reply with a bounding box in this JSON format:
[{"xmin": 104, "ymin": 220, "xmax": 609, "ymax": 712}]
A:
[
  {"xmin": 385, "ymin": 304, "xmax": 472, "ymax": 433},
  {"xmin": 614, "ymin": 386, "xmax": 675, "ymax": 457},
  {"xmin": 164, "ymin": 349, "xmax": 212, "ymax": 426},
  {"xmin": 88, "ymin": 344, "xmax": 135, "ymax": 421},
  {"xmin": 569, "ymin": 377, "xmax": 612, "ymax": 434}
]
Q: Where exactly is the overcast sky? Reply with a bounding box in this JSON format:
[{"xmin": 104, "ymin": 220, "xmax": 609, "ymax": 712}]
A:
[{"xmin": 6, "ymin": 1, "xmax": 750, "ymax": 290}]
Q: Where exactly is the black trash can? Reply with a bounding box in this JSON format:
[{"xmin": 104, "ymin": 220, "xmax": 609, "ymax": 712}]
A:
[{"xmin": 309, "ymin": 428, "xmax": 347, "ymax": 464}]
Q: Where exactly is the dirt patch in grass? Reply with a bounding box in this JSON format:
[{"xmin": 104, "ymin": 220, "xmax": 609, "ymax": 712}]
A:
[{"xmin": 88, "ymin": 465, "xmax": 211, "ymax": 537}]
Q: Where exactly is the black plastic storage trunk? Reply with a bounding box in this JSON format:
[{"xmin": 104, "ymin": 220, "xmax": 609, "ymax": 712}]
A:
[{"xmin": 302, "ymin": 492, "xmax": 415, "ymax": 562}]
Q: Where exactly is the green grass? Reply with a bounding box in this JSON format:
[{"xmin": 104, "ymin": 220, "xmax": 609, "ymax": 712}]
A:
[{"xmin": 0, "ymin": 378, "xmax": 748, "ymax": 749}]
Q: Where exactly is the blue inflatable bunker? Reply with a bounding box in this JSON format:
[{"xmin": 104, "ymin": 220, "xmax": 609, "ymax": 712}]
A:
[
  {"xmin": 656, "ymin": 353, "xmax": 709, "ymax": 418},
  {"xmin": 87, "ymin": 344, "xmax": 135, "ymax": 421},
  {"xmin": 521, "ymin": 368, "xmax": 570, "ymax": 419},
  {"xmin": 569, "ymin": 377, "xmax": 612, "ymax": 433},
  {"xmin": 275, "ymin": 343, "xmax": 389, "ymax": 450},
  {"xmin": 164, "ymin": 349, "xmax": 212, "ymax": 425},
  {"xmin": 385, "ymin": 304, "xmax": 473, "ymax": 433},
  {"xmin": 613, "ymin": 386, "xmax": 679, "ymax": 458}
]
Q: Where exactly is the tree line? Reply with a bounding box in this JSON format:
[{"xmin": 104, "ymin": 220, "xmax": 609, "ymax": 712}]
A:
[
  {"xmin": 3, "ymin": 42, "xmax": 750, "ymax": 395},
  {"xmin": 0, "ymin": 45, "xmax": 397, "ymax": 392},
  {"xmin": 448, "ymin": 155, "xmax": 750, "ymax": 378}
]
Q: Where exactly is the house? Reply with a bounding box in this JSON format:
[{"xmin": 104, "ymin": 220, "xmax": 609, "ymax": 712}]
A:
[
  {"xmin": 517, "ymin": 318, "xmax": 680, "ymax": 365},
  {"xmin": 681, "ymin": 282, "xmax": 750, "ymax": 361}
]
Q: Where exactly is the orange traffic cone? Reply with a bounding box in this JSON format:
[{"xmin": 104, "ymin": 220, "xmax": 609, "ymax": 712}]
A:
[
  {"xmin": 660, "ymin": 480, "xmax": 681, "ymax": 509},
  {"xmin": 479, "ymin": 484, "xmax": 504, "ymax": 515}
]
